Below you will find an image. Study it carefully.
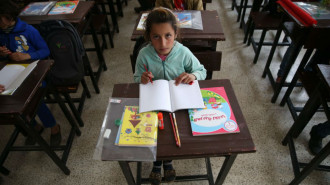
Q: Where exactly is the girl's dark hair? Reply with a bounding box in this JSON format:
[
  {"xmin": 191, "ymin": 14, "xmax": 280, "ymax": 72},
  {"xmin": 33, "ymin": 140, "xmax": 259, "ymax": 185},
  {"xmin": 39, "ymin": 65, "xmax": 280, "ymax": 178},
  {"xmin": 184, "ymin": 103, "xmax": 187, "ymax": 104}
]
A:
[
  {"xmin": 0, "ymin": 0, "xmax": 20, "ymax": 21},
  {"xmin": 144, "ymin": 7, "xmax": 178, "ymax": 41}
]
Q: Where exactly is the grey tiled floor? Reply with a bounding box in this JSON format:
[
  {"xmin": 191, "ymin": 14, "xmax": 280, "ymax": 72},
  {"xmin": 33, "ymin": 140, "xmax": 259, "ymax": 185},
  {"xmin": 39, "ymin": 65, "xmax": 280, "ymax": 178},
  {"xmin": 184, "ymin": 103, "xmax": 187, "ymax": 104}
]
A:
[{"xmin": 1, "ymin": 0, "xmax": 329, "ymax": 184}]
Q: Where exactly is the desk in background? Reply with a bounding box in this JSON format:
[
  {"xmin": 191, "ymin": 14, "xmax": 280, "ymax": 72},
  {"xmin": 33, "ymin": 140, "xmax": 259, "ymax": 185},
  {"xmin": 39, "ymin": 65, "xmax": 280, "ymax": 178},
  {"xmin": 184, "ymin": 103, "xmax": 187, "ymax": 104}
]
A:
[
  {"xmin": 262, "ymin": 1, "xmax": 330, "ymax": 103},
  {"xmin": 19, "ymin": 1, "xmax": 107, "ymax": 95},
  {"xmin": 282, "ymin": 64, "xmax": 330, "ymax": 185},
  {"xmin": 131, "ymin": 10, "xmax": 225, "ymax": 42},
  {"xmin": 107, "ymin": 79, "xmax": 255, "ymax": 185},
  {"xmin": 0, "ymin": 60, "xmax": 80, "ymax": 175}
]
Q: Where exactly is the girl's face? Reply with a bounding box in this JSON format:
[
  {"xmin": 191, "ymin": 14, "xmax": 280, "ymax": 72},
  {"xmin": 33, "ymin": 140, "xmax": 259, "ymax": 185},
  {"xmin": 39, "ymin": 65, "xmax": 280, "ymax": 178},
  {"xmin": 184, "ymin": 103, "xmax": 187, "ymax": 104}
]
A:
[
  {"xmin": 0, "ymin": 16, "xmax": 15, "ymax": 29},
  {"xmin": 150, "ymin": 23, "xmax": 177, "ymax": 55}
]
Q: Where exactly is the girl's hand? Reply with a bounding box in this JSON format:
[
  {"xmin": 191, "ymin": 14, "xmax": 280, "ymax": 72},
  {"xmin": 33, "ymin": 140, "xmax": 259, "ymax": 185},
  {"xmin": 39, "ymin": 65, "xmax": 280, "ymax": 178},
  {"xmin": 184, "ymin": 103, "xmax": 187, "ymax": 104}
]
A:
[
  {"xmin": 9, "ymin": 52, "xmax": 31, "ymax": 62},
  {"xmin": 0, "ymin": 46, "xmax": 11, "ymax": 56},
  {"xmin": 0, "ymin": 84, "xmax": 5, "ymax": 93},
  {"xmin": 175, "ymin": 72, "xmax": 196, "ymax": 86},
  {"xmin": 141, "ymin": 71, "xmax": 154, "ymax": 84}
]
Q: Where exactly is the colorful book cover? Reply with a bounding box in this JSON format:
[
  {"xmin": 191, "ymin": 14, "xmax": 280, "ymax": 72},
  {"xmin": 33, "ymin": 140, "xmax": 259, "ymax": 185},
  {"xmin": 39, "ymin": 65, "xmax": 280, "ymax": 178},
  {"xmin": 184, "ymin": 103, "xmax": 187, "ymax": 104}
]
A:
[
  {"xmin": 19, "ymin": 1, "xmax": 56, "ymax": 16},
  {"xmin": 295, "ymin": 2, "xmax": 330, "ymax": 19},
  {"xmin": 174, "ymin": 12, "xmax": 192, "ymax": 28},
  {"xmin": 136, "ymin": 13, "xmax": 148, "ymax": 30},
  {"xmin": 188, "ymin": 87, "xmax": 240, "ymax": 136},
  {"xmin": 48, "ymin": 1, "xmax": 79, "ymax": 15},
  {"xmin": 136, "ymin": 12, "xmax": 192, "ymax": 30},
  {"xmin": 117, "ymin": 106, "xmax": 158, "ymax": 147}
]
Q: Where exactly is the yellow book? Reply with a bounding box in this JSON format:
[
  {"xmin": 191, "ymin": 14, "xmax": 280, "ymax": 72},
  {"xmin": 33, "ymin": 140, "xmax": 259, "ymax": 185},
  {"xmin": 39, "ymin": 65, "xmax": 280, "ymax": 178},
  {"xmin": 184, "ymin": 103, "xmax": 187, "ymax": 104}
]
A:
[{"xmin": 118, "ymin": 106, "xmax": 158, "ymax": 147}]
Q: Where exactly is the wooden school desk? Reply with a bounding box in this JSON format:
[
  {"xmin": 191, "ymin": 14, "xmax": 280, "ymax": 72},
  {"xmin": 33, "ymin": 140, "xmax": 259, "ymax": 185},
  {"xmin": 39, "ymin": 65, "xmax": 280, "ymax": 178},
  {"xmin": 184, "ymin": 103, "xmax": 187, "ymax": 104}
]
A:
[
  {"xmin": 0, "ymin": 60, "xmax": 80, "ymax": 175},
  {"xmin": 19, "ymin": 1, "xmax": 105, "ymax": 92},
  {"xmin": 262, "ymin": 1, "xmax": 330, "ymax": 103},
  {"xmin": 281, "ymin": 64, "xmax": 330, "ymax": 185},
  {"xmin": 108, "ymin": 79, "xmax": 255, "ymax": 185},
  {"xmin": 131, "ymin": 10, "xmax": 225, "ymax": 42}
]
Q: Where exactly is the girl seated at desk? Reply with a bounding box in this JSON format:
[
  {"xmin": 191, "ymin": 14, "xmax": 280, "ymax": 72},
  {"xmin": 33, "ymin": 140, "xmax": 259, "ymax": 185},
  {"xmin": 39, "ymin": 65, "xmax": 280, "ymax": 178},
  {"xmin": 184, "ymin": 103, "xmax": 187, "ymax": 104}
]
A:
[
  {"xmin": 134, "ymin": 7, "xmax": 206, "ymax": 185},
  {"xmin": 0, "ymin": 0, "xmax": 61, "ymax": 146}
]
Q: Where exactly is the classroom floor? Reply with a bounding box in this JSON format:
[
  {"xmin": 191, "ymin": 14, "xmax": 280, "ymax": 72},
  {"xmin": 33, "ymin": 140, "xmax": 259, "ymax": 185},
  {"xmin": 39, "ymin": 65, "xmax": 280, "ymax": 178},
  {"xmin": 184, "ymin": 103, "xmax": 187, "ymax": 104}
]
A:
[{"xmin": 1, "ymin": 0, "xmax": 329, "ymax": 184}]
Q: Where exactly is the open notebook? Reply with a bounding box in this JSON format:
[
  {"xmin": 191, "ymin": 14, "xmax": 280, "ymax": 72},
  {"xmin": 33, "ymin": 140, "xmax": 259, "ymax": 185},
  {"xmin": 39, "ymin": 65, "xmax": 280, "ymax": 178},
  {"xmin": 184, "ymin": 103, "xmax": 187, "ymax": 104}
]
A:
[
  {"xmin": 0, "ymin": 60, "xmax": 38, "ymax": 95},
  {"xmin": 139, "ymin": 80, "xmax": 205, "ymax": 113}
]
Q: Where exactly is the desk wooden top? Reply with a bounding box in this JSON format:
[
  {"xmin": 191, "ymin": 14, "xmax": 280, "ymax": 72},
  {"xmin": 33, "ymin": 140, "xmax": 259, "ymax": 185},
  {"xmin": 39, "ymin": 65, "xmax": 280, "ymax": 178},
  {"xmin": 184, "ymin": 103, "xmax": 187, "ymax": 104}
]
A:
[
  {"xmin": 279, "ymin": 2, "xmax": 330, "ymax": 49},
  {"xmin": 131, "ymin": 10, "xmax": 225, "ymax": 41},
  {"xmin": 19, "ymin": 1, "xmax": 94, "ymax": 25},
  {"xmin": 112, "ymin": 80, "xmax": 255, "ymax": 160},
  {"xmin": 0, "ymin": 60, "xmax": 53, "ymax": 116}
]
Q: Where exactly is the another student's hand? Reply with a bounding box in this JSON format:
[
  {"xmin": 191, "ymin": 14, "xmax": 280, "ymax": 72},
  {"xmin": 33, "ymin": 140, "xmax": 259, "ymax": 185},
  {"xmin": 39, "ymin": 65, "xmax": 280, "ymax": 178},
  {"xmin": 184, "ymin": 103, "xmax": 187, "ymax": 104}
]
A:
[
  {"xmin": 0, "ymin": 84, "xmax": 5, "ymax": 93},
  {"xmin": 9, "ymin": 52, "xmax": 31, "ymax": 62},
  {"xmin": 0, "ymin": 46, "xmax": 11, "ymax": 56},
  {"xmin": 141, "ymin": 71, "xmax": 154, "ymax": 84},
  {"xmin": 175, "ymin": 72, "xmax": 196, "ymax": 86}
]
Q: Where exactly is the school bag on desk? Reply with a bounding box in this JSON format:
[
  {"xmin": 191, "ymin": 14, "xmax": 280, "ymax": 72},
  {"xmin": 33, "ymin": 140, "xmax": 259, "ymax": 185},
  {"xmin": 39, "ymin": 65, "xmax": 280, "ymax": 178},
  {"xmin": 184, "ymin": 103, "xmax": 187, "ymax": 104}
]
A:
[{"xmin": 37, "ymin": 20, "xmax": 85, "ymax": 86}]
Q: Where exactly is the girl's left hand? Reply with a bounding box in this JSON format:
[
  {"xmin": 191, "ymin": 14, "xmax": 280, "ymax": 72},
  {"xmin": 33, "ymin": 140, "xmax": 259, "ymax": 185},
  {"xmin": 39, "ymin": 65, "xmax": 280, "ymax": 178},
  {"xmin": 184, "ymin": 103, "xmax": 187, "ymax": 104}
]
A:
[
  {"xmin": 0, "ymin": 84, "xmax": 5, "ymax": 93},
  {"xmin": 175, "ymin": 72, "xmax": 196, "ymax": 86},
  {"xmin": 9, "ymin": 52, "xmax": 31, "ymax": 61}
]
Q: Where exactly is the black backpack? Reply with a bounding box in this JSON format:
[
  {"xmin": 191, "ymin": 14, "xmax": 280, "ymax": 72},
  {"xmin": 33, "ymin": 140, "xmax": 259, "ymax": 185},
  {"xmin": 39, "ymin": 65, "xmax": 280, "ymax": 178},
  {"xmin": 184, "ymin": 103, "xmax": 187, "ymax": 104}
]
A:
[{"xmin": 37, "ymin": 20, "xmax": 85, "ymax": 86}]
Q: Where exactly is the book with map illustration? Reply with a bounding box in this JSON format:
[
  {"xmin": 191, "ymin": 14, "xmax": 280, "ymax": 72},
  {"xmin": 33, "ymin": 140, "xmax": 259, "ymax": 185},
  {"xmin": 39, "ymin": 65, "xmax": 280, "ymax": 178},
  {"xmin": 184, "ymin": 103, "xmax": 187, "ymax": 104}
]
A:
[
  {"xmin": 136, "ymin": 12, "xmax": 192, "ymax": 30},
  {"xmin": 19, "ymin": 1, "xmax": 56, "ymax": 16},
  {"xmin": 116, "ymin": 106, "xmax": 158, "ymax": 147},
  {"xmin": 188, "ymin": 87, "xmax": 240, "ymax": 136},
  {"xmin": 48, "ymin": 1, "xmax": 79, "ymax": 15}
]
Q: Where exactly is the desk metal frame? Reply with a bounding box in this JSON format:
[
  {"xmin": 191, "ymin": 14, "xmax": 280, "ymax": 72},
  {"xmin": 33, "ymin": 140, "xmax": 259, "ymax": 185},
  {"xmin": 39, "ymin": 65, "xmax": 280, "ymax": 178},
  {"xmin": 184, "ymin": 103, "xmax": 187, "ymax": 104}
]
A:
[{"xmin": 281, "ymin": 65, "xmax": 330, "ymax": 185}]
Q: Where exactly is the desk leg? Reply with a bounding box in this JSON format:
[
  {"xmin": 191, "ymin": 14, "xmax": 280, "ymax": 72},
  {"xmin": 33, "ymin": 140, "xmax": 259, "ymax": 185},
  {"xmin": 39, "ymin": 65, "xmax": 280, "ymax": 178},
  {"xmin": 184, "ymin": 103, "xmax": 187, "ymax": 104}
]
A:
[
  {"xmin": 282, "ymin": 85, "xmax": 321, "ymax": 145},
  {"xmin": 215, "ymin": 154, "xmax": 237, "ymax": 185},
  {"xmin": 271, "ymin": 42, "xmax": 303, "ymax": 103},
  {"xmin": 289, "ymin": 142, "xmax": 330, "ymax": 185},
  {"xmin": 119, "ymin": 161, "xmax": 136, "ymax": 185},
  {"xmin": 107, "ymin": 0, "xmax": 119, "ymax": 33},
  {"xmin": 0, "ymin": 166, "xmax": 9, "ymax": 175},
  {"xmin": 262, "ymin": 26, "xmax": 282, "ymax": 78},
  {"xmin": 18, "ymin": 117, "xmax": 71, "ymax": 175},
  {"xmin": 280, "ymin": 49, "xmax": 313, "ymax": 106}
]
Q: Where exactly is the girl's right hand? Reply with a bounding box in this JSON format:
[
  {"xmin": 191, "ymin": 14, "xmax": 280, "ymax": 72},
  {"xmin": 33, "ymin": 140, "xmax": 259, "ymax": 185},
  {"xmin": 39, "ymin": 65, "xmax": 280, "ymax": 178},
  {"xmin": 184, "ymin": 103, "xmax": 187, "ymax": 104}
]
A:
[
  {"xmin": 141, "ymin": 71, "xmax": 154, "ymax": 84},
  {"xmin": 0, "ymin": 46, "xmax": 11, "ymax": 56},
  {"xmin": 0, "ymin": 84, "xmax": 5, "ymax": 93}
]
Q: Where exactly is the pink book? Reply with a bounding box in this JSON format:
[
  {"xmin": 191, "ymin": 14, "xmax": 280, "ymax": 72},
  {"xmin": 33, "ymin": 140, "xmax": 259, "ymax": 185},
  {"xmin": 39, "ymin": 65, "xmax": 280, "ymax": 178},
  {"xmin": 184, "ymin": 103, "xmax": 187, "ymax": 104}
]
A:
[{"xmin": 188, "ymin": 87, "xmax": 240, "ymax": 136}]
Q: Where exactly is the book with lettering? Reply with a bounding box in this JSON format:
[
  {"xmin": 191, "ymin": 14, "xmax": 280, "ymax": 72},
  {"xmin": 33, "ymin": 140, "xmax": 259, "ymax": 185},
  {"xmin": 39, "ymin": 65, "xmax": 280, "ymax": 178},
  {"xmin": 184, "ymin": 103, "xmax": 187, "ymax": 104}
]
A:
[
  {"xmin": 188, "ymin": 87, "xmax": 240, "ymax": 136},
  {"xmin": 116, "ymin": 106, "xmax": 158, "ymax": 147},
  {"xmin": 0, "ymin": 60, "xmax": 38, "ymax": 95},
  {"xmin": 139, "ymin": 80, "xmax": 204, "ymax": 113},
  {"xmin": 294, "ymin": 2, "xmax": 330, "ymax": 19},
  {"xmin": 19, "ymin": 1, "xmax": 56, "ymax": 16},
  {"xmin": 48, "ymin": 1, "xmax": 79, "ymax": 15}
]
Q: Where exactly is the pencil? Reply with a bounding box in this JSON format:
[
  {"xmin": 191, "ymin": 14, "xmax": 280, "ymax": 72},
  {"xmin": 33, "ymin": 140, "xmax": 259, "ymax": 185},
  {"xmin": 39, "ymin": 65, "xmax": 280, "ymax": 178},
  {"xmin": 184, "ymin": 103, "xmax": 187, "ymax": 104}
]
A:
[
  {"xmin": 169, "ymin": 113, "xmax": 180, "ymax": 147},
  {"xmin": 143, "ymin": 64, "xmax": 153, "ymax": 84},
  {"xmin": 172, "ymin": 113, "xmax": 181, "ymax": 147}
]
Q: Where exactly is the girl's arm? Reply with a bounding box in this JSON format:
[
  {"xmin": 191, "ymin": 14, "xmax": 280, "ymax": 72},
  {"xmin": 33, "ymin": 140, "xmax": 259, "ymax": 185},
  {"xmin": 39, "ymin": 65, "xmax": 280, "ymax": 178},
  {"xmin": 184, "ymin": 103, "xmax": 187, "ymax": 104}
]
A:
[
  {"xmin": 134, "ymin": 54, "xmax": 148, "ymax": 83},
  {"xmin": 0, "ymin": 84, "xmax": 5, "ymax": 93},
  {"xmin": 28, "ymin": 27, "xmax": 50, "ymax": 60},
  {"xmin": 184, "ymin": 52, "xmax": 207, "ymax": 80}
]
